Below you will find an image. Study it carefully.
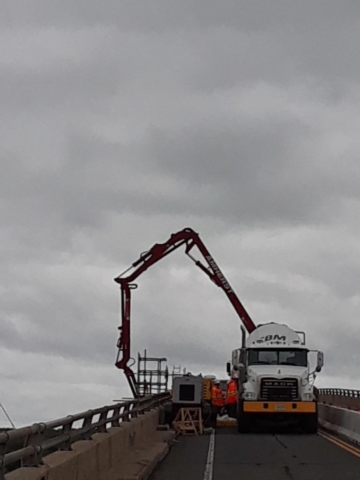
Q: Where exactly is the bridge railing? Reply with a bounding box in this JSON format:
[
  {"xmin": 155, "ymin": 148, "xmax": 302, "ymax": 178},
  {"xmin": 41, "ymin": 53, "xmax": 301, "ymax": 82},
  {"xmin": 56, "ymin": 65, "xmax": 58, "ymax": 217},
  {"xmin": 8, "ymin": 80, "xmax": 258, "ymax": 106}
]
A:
[
  {"xmin": 0, "ymin": 392, "xmax": 170, "ymax": 479},
  {"xmin": 319, "ymin": 389, "xmax": 360, "ymax": 398},
  {"xmin": 318, "ymin": 388, "xmax": 360, "ymax": 412}
]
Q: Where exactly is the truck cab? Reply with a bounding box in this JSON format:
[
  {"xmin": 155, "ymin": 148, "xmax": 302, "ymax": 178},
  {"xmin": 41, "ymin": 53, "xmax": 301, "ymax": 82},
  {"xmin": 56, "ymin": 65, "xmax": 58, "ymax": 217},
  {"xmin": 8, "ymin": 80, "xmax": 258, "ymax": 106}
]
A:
[{"xmin": 228, "ymin": 323, "xmax": 324, "ymax": 433}]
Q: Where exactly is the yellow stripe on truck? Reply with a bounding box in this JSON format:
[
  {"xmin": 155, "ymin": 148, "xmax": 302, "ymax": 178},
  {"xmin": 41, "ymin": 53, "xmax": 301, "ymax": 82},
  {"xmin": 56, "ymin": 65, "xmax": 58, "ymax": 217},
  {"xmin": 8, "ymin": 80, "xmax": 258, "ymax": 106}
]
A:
[{"xmin": 243, "ymin": 401, "xmax": 317, "ymax": 413}]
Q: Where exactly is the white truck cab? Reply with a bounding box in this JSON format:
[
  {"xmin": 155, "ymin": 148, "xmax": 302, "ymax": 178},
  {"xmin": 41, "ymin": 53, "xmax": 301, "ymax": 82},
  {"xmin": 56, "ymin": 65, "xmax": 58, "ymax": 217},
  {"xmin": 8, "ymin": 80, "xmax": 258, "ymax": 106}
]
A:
[{"xmin": 228, "ymin": 323, "xmax": 324, "ymax": 433}]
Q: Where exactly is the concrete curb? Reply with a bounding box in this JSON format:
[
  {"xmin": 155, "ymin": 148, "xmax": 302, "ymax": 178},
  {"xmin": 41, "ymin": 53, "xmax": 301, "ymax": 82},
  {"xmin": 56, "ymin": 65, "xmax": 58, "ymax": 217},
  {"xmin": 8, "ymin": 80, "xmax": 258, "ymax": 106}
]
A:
[
  {"xmin": 111, "ymin": 431, "xmax": 176, "ymax": 480},
  {"xmin": 122, "ymin": 442, "xmax": 169, "ymax": 480},
  {"xmin": 318, "ymin": 403, "xmax": 360, "ymax": 447},
  {"xmin": 5, "ymin": 409, "xmax": 171, "ymax": 480}
]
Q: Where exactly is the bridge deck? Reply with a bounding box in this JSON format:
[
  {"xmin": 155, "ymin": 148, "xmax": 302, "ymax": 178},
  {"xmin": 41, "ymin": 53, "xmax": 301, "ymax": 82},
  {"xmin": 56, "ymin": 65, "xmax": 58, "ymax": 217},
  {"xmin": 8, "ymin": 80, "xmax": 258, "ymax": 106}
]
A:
[{"xmin": 150, "ymin": 427, "xmax": 360, "ymax": 480}]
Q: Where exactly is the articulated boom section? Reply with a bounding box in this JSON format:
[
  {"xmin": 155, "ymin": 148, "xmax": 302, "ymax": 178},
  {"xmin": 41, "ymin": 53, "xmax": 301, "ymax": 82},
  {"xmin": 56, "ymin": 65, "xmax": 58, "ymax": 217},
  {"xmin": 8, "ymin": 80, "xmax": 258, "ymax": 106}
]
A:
[{"xmin": 114, "ymin": 227, "xmax": 256, "ymax": 397}]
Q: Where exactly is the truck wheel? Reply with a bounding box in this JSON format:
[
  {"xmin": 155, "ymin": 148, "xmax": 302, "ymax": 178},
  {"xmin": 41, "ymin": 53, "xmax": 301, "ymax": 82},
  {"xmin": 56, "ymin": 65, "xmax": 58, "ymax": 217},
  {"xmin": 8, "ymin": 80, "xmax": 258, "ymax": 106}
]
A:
[
  {"xmin": 237, "ymin": 401, "xmax": 251, "ymax": 433},
  {"xmin": 303, "ymin": 413, "xmax": 318, "ymax": 434}
]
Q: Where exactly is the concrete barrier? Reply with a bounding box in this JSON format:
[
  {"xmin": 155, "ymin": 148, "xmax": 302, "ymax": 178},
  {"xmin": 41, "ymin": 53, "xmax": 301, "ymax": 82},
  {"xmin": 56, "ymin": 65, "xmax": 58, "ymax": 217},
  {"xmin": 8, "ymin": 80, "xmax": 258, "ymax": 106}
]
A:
[
  {"xmin": 320, "ymin": 393, "xmax": 360, "ymax": 411},
  {"xmin": 5, "ymin": 408, "xmax": 173, "ymax": 480},
  {"xmin": 318, "ymin": 403, "xmax": 360, "ymax": 446}
]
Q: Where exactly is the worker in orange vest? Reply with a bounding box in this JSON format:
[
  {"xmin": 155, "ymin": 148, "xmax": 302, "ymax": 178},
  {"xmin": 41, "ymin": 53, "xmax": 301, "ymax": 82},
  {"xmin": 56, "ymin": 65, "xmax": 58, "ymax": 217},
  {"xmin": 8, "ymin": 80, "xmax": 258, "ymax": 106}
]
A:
[
  {"xmin": 211, "ymin": 380, "xmax": 225, "ymax": 415},
  {"xmin": 225, "ymin": 378, "xmax": 238, "ymax": 418}
]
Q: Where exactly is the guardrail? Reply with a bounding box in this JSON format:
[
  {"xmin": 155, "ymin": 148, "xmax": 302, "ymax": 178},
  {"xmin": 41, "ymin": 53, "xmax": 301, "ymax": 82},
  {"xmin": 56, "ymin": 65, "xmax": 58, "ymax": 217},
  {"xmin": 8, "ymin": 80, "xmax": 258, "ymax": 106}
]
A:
[
  {"xmin": 319, "ymin": 389, "xmax": 360, "ymax": 398},
  {"xmin": 0, "ymin": 392, "xmax": 170, "ymax": 480}
]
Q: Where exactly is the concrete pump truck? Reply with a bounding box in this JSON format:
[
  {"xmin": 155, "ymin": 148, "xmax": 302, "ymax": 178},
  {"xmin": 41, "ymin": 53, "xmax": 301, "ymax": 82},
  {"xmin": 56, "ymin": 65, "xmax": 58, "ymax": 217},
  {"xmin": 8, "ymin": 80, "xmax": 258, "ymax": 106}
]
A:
[
  {"xmin": 113, "ymin": 227, "xmax": 324, "ymax": 433},
  {"xmin": 228, "ymin": 324, "xmax": 324, "ymax": 433}
]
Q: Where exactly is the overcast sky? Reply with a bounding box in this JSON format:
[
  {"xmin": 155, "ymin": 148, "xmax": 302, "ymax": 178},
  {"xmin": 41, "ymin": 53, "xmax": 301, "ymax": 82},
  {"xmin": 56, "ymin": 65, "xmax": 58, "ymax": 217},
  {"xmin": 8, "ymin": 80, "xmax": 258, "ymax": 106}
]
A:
[{"xmin": 2, "ymin": 1, "xmax": 360, "ymax": 427}]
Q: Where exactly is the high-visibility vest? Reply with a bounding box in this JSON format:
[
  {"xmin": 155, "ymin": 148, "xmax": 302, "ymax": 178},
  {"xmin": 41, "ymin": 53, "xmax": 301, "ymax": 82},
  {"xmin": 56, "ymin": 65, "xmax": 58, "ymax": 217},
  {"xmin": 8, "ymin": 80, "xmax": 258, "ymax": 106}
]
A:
[
  {"xmin": 212, "ymin": 386, "xmax": 224, "ymax": 407},
  {"xmin": 226, "ymin": 380, "xmax": 238, "ymax": 405}
]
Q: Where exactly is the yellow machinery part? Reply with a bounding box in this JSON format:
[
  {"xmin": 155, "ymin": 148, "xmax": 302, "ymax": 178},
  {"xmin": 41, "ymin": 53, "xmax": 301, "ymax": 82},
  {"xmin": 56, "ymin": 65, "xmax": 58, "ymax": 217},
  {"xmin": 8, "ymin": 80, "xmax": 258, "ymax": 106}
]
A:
[
  {"xmin": 203, "ymin": 378, "xmax": 212, "ymax": 401},
  {"xmin": 243, "ymin": 401, "xmax": 317, "ymax": 413}
]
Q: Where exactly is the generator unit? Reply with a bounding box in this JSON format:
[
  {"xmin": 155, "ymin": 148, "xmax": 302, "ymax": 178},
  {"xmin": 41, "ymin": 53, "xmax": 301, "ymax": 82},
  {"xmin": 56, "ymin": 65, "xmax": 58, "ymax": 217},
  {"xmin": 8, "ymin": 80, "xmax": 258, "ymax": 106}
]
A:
[
  {"xmin": 172, "ymin": 375, "xmax": 203, "ymax": 404},
  {"xmin": 163, "ymin": 374, "xmax": 212, "ymax": 426}
]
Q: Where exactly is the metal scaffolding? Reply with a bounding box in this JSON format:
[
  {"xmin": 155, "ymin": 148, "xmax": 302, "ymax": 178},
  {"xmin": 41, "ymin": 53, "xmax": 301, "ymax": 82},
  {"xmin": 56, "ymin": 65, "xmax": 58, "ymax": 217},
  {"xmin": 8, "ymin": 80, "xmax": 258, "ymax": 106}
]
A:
[{"xmin": 136, "ymin": 350, "xmax": 169, "ymax": 396}]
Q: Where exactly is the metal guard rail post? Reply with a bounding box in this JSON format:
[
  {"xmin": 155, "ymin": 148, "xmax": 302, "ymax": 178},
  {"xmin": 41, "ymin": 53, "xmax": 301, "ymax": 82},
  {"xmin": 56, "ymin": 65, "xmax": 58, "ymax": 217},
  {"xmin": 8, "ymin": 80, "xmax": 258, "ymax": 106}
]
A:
[
  {"xmin": 0, "ymin": 392, "xmax": 170, "ymax": 479},
  {"xmin": 318, "ymin": 389, "xmax": 360, "ymax": 398}
]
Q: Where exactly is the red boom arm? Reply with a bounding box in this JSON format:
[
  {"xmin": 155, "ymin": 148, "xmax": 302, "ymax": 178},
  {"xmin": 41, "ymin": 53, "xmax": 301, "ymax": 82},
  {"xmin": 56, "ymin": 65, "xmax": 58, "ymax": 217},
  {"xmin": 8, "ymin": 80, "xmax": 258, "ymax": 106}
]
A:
[{"xmin": 114, "ymin": 227, "xmax": 256, "ymax": 397}]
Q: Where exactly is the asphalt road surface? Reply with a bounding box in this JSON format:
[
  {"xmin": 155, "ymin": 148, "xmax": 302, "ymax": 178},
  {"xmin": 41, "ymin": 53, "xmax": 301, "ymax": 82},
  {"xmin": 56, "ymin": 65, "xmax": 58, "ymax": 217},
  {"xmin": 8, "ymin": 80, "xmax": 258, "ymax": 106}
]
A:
[{"xmin": 150, "ymin": 427, "xmax": 360, "ymax": 480}]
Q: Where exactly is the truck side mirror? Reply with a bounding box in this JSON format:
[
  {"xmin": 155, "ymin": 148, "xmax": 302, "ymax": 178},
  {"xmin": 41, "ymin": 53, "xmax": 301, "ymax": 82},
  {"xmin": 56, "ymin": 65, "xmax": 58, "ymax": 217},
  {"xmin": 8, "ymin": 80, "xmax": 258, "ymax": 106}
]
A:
[
  {"xmin": 238, "ymin": 363, "xmax": 246, "ymax": 383},
  {"xmin": 316, "ymin": 351, "xmax": 324, "ymax": 372},
  {"xmin": 226, "ymin": 362, "xmax": 231, "ymax": 375},
  {"xmin": 239, "ymin": 348, "xmax": 246, "ymax": 365}
]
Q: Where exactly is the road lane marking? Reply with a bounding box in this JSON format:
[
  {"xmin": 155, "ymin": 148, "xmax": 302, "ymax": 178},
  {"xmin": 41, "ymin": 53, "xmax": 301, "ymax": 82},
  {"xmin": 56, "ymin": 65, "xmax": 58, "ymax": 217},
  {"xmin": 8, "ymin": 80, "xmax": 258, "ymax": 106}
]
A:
[
  {"xmin": 319, "ymin": 431, "xmax": 360, "ymax": 458},
  {"xmin": 204, "ymin": 429, "xmax": 215, "ymax": 480}
]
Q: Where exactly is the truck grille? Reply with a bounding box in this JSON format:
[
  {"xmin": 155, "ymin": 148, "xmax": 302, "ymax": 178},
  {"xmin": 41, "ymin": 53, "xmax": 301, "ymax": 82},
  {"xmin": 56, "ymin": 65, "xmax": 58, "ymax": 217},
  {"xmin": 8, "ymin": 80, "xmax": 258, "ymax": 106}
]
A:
[{"xmin": 260, "ymin": 378, "xmax": 298, "ymax": 401}]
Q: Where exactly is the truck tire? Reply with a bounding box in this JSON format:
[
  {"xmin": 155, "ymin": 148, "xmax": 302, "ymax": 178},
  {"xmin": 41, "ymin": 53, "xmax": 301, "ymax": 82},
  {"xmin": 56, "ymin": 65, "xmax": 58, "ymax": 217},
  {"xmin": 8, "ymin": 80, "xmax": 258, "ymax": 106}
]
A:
[
  {"xmin": 237, "ymin": 401, "xmax": 252, "ymax": 433},
  {"xmin": 303, "ymin": 413, "xmax": 318, "ymax": 434}
]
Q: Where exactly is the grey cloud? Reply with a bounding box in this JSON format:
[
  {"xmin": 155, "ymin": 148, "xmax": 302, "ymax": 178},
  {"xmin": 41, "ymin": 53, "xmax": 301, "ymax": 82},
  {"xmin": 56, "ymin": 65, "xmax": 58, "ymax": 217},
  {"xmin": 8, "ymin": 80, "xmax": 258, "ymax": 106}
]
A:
[
  {"xmin": 0, "ymin": 118, "xmax": 341, "ymax": 244},
  {"xmin": 2, "ymin": 2, "xmax": 360, "ymax": 33},
  {"xmin": 144, "ymin": 122, "xmax": 337, "ymax": 225},
  {"xmin": 2, "ymin": 1, "xmax": 360, "ymax": 424}
]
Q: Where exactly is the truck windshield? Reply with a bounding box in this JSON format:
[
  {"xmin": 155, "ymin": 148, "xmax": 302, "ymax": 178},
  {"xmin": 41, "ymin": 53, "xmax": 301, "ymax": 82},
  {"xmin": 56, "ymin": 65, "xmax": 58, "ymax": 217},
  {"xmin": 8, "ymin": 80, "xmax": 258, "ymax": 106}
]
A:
[{"xmin": 248, "ymin": 349, "xmax": 307, "ymax": 367}]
